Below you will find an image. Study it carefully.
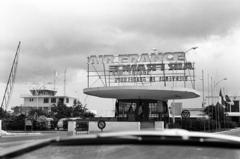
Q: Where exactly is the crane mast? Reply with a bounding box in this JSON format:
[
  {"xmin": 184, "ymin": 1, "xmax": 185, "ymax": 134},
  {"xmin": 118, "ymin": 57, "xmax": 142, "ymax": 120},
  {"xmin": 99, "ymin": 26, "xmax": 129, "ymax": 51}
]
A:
[{"xmin": 1, "ymin": 41, "xmax": 21, "ymax": 111}]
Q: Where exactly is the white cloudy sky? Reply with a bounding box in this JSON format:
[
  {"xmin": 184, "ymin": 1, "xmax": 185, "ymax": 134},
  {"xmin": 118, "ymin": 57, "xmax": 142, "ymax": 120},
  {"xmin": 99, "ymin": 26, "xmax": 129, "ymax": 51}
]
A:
[{"xmin": 1, "ymin": 0, "xmax": 240, "ymax": 116}]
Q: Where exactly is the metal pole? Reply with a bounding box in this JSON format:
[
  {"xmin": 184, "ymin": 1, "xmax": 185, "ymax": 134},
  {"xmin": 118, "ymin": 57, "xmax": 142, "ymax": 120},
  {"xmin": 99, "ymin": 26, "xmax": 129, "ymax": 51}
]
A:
[
  {"xmin": 211, "ymin": 76, "xmax": 213, "ymax": 105},
  {"xmin": 202, "ymin": 70, "xmax": 205, "ymax": 107},
  {"xmin": 207, "ymin": 73, "xmax": 210, "ymax": 105},
  {"xmin": 1, "ymin": 41, "xmax": 21, "ymax": 110},
  {"xmin": 213, "ymin": 80, "xmax": 218, "ymax": 130},
  {"xmin": 53, "ymin": 71, "xmax": 56, "ymax": 91},
  {"xmin": 102, "ymin": 58, "xmax": 107, "ymax": 87},
  {"xmin": 162, "ymin": 59, "xmax": 166, "ymax": 87},
  {"xmin": 214, "ymin": 80, "xmax": 216, "ymax": 104},
  {"xmin": 183, "ymin": 47, "xmax": 198, "ymax": 88},
  {"xmin": 64, "ymin": 68, "xmax": 67, "ymax": 96},
  {"xmin": 172, "ymin": 101, "xmax": 175, "ymax": 124},
  {"xmin": 193, "ymin": 63, "xmax": 195, "ymax": 89},
  {"xmin": 87, "ymin": 57, "xmax": 89, "ymax": 88},
  {"xmin": 36, "ymin": 89, "xmax": 39, "ymax": 110},
  {"xmin": 109, "ymin": 70, "xmax": 110, "ymax": 87},
  {"xmin": 183, "ymin": 54, "xmax": 186, "ymax": 88}
]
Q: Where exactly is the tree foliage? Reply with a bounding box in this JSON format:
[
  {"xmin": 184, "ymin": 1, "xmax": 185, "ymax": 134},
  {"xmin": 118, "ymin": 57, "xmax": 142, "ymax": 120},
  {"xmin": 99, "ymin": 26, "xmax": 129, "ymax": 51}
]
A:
[
  {"xmin": 28, "ymin": 109, "xmax": 48, "ymax": 118},
  {"xmin": 2, "ymin": 114, "xmax": 26, "ymax": 130},
  {"xmin": 1, "ymin": 99, "xmax": 95, "ymax": 130},
  {"xmin": 0, "ymin": 107, "xmax": 11, "ymax": 119},
  {"xmin": 50, "ymin": 99, "xmax": 95, "ymax": 120},
  {"xmin": 204, "ymin": 103, "xmax": 225, "ymax": 121}
]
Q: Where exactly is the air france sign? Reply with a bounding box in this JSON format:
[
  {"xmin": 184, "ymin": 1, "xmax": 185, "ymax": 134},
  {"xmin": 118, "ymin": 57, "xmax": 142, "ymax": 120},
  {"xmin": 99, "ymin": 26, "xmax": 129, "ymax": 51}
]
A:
[
  {"xmin": 88, "ymin": 52, "xmax": 194, "ymax": 84},
  {"xmin": 88, "ymin": 52, "xmax": 185, "ymax": 64}
]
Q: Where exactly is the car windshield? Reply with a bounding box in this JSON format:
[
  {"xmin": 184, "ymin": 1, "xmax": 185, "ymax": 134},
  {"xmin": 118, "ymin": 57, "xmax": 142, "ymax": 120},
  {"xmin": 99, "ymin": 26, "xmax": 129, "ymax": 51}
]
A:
[
  {"xmin": 1, "ymin": 0, "xmax": 240, "ymax": 159},
  {"xmin": 15, "ymin": 145, "xmax": 240, "ymax": 159}
]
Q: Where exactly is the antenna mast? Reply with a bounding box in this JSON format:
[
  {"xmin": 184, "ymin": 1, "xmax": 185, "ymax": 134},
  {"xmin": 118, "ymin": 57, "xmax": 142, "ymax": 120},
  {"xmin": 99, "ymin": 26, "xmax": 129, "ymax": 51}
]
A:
[{"xmin": 1, "ymin": 41, "xmax": 21, "ymax": 111}]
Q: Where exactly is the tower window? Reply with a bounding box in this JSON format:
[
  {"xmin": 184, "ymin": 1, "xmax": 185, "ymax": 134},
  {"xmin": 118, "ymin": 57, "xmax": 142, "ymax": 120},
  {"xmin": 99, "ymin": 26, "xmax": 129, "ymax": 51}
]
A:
[{"xmin": 44, "ymin": 98, "xmax": 49, "ymax": 103}]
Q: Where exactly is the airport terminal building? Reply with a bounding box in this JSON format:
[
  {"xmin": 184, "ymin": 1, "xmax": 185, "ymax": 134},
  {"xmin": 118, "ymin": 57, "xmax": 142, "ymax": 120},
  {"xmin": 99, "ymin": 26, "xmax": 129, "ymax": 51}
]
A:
[
  {"xmin": 13, "ymin": 89, "xmax": 77, "ymax": 115},
  {"xmin": 83, "ymin": 51, "xmax": 200, "ymax": 129}
]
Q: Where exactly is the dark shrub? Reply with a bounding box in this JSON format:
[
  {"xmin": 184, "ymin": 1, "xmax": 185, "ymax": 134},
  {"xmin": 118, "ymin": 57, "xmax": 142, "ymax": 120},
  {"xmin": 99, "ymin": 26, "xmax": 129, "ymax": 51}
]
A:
[{"xmin": 3, "ymin": 114, "xmax": 26, "ymax": 130}]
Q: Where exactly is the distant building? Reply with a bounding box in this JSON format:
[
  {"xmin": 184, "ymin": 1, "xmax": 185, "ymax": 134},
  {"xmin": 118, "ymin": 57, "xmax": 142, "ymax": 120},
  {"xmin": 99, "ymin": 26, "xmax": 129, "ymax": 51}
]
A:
[
  {"xmin": 13, "ymin": 89, "xmax": 77, "ymax": 115},
  {"xmin": 225, "ymin": 97, "xmax": 240, "ymax": 123},
  {"xmin": 206, "ymin": 96, "xmax": 240, "ymax": 124}
]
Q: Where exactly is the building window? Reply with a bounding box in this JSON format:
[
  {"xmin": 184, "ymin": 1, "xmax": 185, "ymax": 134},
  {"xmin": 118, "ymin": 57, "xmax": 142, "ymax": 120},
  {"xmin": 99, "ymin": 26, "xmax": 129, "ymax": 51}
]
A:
[
  {"xmin": 58, "ymin": 98, "xmax": 64, "ymax": 104},
  {"xmin": 149, "ymin": 103, "xmax": 159, "ymax": 118},
  {"xmin": 118, "ymin": 102, "xmax": 136, "ymax": 118},
  {"xmin": 66, "ymin": 98, "xmax": 69, "ymax": 103},
  {"xmin": 51, "ymin": 98, "xmax": 56, "ymax": 103},
  {"xmin": 44, "ymin": 98, "xmax": 49, "ymax": 103},
  {"xmin": 29, "ymin": 98, "xmax": 34, "ymax": 102}
]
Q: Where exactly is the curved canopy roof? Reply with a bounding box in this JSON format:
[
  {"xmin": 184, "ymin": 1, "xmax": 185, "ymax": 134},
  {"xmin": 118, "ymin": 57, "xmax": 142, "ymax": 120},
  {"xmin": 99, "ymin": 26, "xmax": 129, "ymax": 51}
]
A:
[{"xmin": 83, "ymin": 85, "xmax": 200, "ymax": 100}]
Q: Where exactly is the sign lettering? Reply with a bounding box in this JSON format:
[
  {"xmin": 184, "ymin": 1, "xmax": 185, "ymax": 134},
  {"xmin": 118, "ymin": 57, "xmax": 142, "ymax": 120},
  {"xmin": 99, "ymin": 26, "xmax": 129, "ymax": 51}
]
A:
[{"xmin": 89, "ymin": 52, "xmax": 185, "ymax": 64}]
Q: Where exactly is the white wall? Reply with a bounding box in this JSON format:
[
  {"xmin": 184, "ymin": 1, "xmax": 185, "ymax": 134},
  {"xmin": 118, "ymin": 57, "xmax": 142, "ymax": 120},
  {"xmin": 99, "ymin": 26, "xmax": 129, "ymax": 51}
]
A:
[
  {"xmin": 68, "ymin": 121, "xmax": 76, "ymax": 132},
  {"xmin": 24, "ymin": 97, "xmax": 50, "ymax": 107},
  {"xmin": 65, "ymin": 98, "xmax": 75, "ymax": 107},
  {"xmin": 23, "ymin": 97, "xmax": 76, "ymax": 107},
  {"xmin": 154, "ymin": 121, "xmax": 164, "ymax": 130}
]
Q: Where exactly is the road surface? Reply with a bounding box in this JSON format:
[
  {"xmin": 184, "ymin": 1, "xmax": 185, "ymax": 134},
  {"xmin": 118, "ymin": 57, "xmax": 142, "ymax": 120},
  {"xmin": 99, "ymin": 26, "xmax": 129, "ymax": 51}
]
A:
[{"xmin": 0, "ymin": 131, "xmax": 69, "ymax": 151}]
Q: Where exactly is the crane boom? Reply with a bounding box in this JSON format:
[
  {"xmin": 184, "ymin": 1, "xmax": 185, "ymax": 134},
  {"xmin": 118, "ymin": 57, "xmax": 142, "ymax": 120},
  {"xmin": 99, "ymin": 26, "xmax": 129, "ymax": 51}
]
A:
[{"xmin": 1, "ymin": 41, "xmax": 21, "ymax": 111}]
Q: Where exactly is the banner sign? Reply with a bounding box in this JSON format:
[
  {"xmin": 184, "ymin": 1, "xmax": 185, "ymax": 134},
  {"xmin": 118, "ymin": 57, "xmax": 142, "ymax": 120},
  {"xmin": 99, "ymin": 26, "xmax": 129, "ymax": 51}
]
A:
[
  {"xmin": 109, "ymin": 62, "xmax": 193, "ymax": 83},
  {"xmin": 114, "ymin": 76, "xmax": 188, "ymax": 83},
  {"xmin": 109, "ymin": 62, "xmax": 193, "ymax": 75}
]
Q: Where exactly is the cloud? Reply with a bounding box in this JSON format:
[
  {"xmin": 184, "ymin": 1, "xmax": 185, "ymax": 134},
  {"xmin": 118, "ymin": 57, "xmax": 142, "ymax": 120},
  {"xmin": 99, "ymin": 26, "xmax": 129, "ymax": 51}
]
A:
[
  {"xmin": 1, "ymin": 0, "xmax": 240, "ymax": 85},
  {"xmin": 113, "ymin": 0, "xmax": 240, "ymax": 38}
]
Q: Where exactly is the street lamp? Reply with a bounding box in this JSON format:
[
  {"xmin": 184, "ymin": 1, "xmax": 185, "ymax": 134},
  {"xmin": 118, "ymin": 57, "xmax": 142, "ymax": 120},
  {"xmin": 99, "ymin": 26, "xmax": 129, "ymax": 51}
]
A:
[
  {"xmin": 215, "ymin": 78, "xmax": 227, "ymax": 87},
  {"xmin": 213, "ymin": 77, "xmax": 227, "ymax": 97},
  {"xmin": 185, "ymin": 47, "xmax": 198, "ymax": 54},
  {"xmin": 213, "ymin": 77, "xmax": 227, "ymax": 104},
  {"xmin": 183, "ymin": 46, "xmax": 198, "ymax": 88}
]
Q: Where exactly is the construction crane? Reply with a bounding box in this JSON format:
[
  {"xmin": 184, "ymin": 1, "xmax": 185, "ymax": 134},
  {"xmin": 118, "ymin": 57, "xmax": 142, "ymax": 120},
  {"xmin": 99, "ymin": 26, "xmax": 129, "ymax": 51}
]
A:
[{"xmin": 1, "ymin": 41, "xmax": 21, "ymax": 111}]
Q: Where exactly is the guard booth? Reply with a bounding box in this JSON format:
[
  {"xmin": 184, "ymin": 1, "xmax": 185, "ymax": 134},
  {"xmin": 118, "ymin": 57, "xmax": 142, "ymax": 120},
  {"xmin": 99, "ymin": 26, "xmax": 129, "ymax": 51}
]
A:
[
  {"xmin": 84, "ymin": 85, "xmax": 199, "ymax": 129},
  {"xmin": 115, "ymin": 99, "xmax": 168, "ymax": 122},
  {"xmin": 84, "ymin": 51, "xmax": 200, "ymax": 130}
]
